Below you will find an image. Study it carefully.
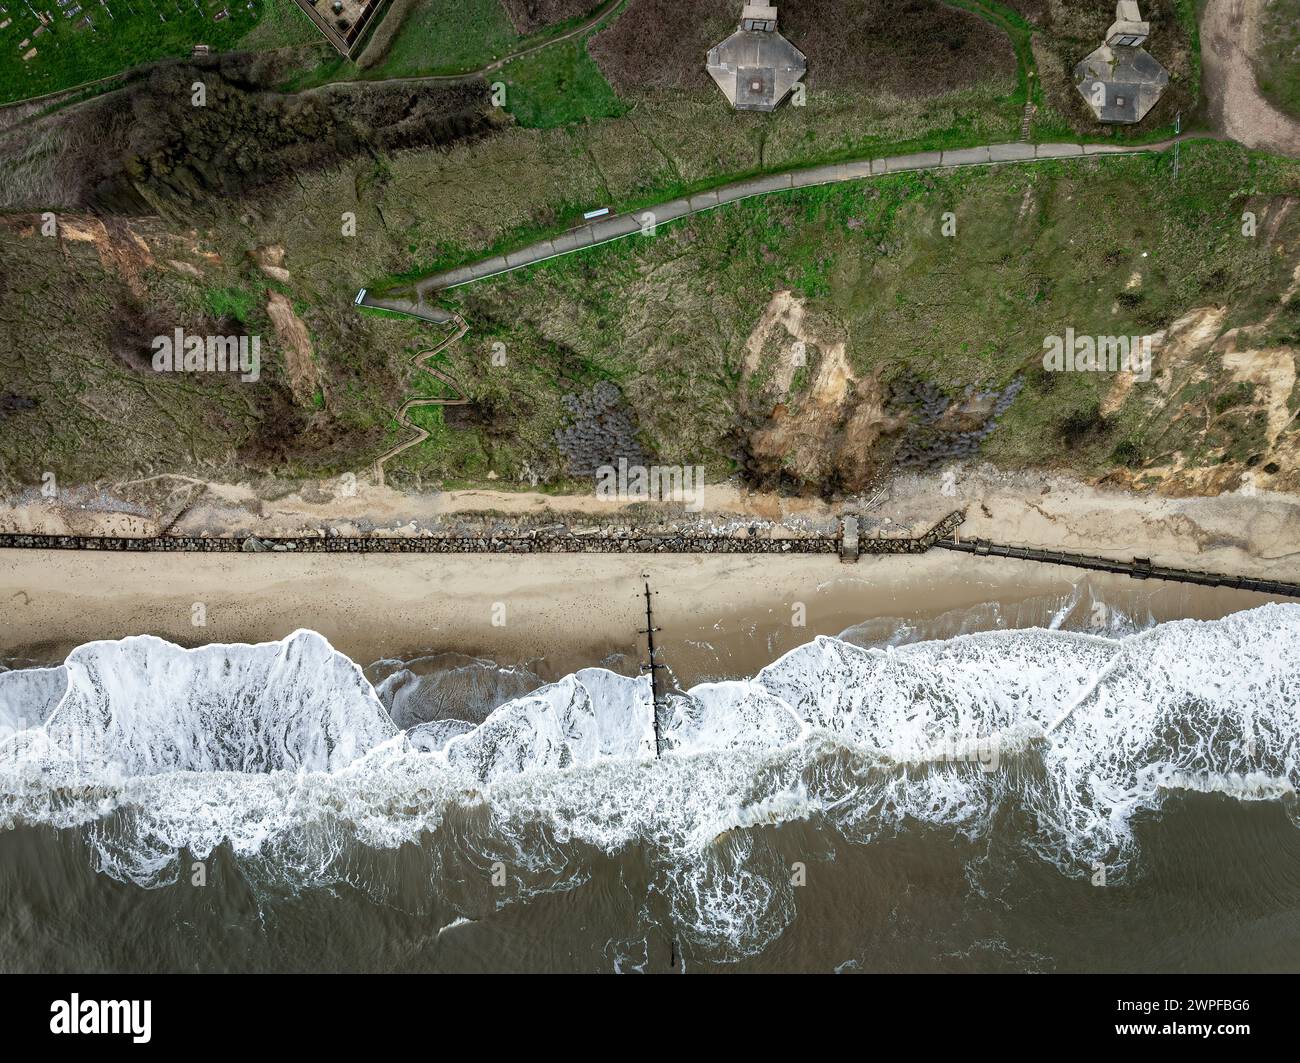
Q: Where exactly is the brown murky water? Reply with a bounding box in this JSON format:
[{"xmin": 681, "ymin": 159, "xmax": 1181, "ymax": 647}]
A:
[{"xmin": 2, "ymin": 570, "xmax": 1298, "ymax": 973}]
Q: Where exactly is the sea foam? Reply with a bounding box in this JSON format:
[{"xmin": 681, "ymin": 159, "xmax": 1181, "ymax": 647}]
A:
[{"xmin": 1, "ymin": 604, "xmax": 1298, "ymax": 955}]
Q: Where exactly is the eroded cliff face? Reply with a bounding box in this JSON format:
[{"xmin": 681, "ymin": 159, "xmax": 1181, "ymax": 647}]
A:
[
  {"xmin": 733, "ymin": 281, "xmax": 1300, "ymax": 501},
  {"xmin": 5, "ymin": 200, "xmax": 1297, "ymax": 501}
]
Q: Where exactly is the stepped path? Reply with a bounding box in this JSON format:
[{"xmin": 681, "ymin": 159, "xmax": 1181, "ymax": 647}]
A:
[{"xmin": 370, "ymin": 313, "xmax": 469, "ymax": 486}]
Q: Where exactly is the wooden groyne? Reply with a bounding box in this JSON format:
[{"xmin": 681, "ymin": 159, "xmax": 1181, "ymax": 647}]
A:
[
  {"xmin": 936, "ymin": 537, "xmax": 1300, "ymax": 599},
  {"xmin": 2, "ymin": 510, "xmax": 1297, "ymax": 600},
  {"xmin": 0, "ymin": 513, "xmax": 965, "ymax": 556}
]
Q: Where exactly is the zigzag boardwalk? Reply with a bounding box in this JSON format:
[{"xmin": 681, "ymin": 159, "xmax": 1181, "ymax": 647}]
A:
[{"xmin": 369, "ymin": 312, "xmax": 470, "ymax": 486}]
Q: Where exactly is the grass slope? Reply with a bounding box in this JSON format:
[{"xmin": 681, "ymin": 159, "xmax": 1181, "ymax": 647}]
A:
[
  {"xmin": 1255, "ymin": 0, "xmax": 1300, "ymax": 120},
  {"xmin": 0, "ymin": 0, "xmax": 267, "ymax": 104},
  {"xmin": 372, "ymin": 143, "xmax": 1299, "ymax": 488},
  {"xmin": 499, "ymin": 33, "xmax": 627, "ymax": 128}
]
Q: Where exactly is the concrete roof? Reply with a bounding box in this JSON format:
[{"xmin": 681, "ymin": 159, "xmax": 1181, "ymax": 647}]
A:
[
  {"xmin": 707, "ymin": 27, "xmax": 806, "ymax": 111},
  {"xmin": 1074, "ymin": 44, "xmax": 1168, "ymax": 123}
]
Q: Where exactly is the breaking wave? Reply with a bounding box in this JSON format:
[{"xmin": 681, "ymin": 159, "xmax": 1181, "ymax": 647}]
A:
[{"xmin": 2, "ymin": 604, "xmax": 1299, "ymax": 959}]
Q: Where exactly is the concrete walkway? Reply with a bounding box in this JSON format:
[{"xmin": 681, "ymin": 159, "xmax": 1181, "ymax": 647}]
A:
[{"xmin": 365, "ymin": 139, "xmax": 1175, "ymax": 320}]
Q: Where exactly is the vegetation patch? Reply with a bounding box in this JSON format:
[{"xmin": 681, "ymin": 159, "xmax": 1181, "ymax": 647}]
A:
[
  {"xmin": 499, "ymin": 0, "xmax": 606, "ymax": 34},
  {"xmin": 0, "ymin": 63, "xmax": 494, "ymax": 213},
  {"xmin": 350, "ymin": 0, "xmax": 519, "ymax": 79},
  {"xmin": 403, "ymin": 143, "xmax": 1300, "ymax": 494},
  {"xmin": 1255, "ymin": 0, "xmax": 1300, "ymax": 121},
  {"xmin": 204, "ymin": 285, "xmax": 258, "ymax": 323},
  {"xmin": 0, "ymin": 0, "xmax": 317, "ymax": 105},
  {"xmin": 500, "ymin": 35, "xmax": 627, "ymax": 128}
]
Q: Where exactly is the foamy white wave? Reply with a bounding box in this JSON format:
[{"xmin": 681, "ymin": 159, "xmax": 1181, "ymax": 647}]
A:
[
  {"xmin": 0, "ymin": 664, "xmax": 67, "ymax": 741},
  {"xmin": 44, "ymin": 631, "xmax": 396, "ymax": 776},
  {"xmin": 445, "ymin": 668, "xmax": 655, "ymax": 781},
  {"xmin": 2, "ymin": 606, "xmax": 1299, "ymax": 956}
]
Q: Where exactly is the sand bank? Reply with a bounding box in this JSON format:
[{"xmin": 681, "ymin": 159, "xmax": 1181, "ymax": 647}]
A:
[{"xmin": 0, "ymin": 548, "xmax": 1283, "ymax": 681}]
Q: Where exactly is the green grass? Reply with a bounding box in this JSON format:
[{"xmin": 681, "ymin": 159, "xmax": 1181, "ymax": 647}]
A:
[
  {"xmin": 370, "ymin": 99, "xmax": 1033, "ymax": 297},
  {"xmin": 0, "ymin": 0, "xmax": 263, "ymax": 104},
  {"xmin": 1173, "ymin": 0, "xmax": 1202, "ymax": 103},
  {"xmin": 1255, "ymin": 0, "xmax": 1300, "ymax": 120},
  {"xmin": 236, "ymin": 0, "xmax": 320, "ymax": 50},
  {"xmin": 280, "ymin": 0, "xmax": 623, "ymax": 92},
  {"xmin": 204, "ymin": 284, "xmax": 258, "ymax": 322},
  {"xmin": 371, "ymin": 116, "xmax": 1136, "ymax": 298},
  {"xmin": 499, "ymin": 34, "xmax": 627, "ymax": 129},
  {"xmin": 942, "ymin": 0, "xmax": 1040, "ymax": 107},
  {"xmin": 406, "ymin": 141, "xmax": 1300, "ymax": 487},
  {"xmin": 363, "ymin": 0, "xmax": 517, "ymax": 79}
]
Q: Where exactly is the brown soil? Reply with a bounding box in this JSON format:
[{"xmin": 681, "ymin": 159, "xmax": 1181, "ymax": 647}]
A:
[
  {"xmin": 589, "ymin": 0, "xmax": 1016, "ymax": 97},
  {"xmin": 741, "ymin": 290, "xmax": 902, "ymax": 493},
  {"xmin": 1201, "ymin": 0, "xmax": 1300, "ymax": 157},
  {"xmin": 251, "ymin": 245, "xmax": 292, "ymax": 284},
  {"xmin": 499, "ymin": 0, "xmax": 604, "ymax": 34},
  {"xmin": 266, "ymin": 292, "xmax": 320, "ymax": 405},
  {"xmin": 57, "ymin": 216, "xmax": 155, "ymax": 298}
]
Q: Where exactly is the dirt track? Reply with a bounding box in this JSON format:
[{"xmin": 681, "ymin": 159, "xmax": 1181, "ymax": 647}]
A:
[{"xmin": 1201, "ymin": 0, "xmax": 1300, "ymax": 157}]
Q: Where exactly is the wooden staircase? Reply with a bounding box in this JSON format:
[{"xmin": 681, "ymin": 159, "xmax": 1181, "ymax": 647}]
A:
[{"xmin": 1019, "ymin": 100, "xmax": 1037, "ymax": 142}]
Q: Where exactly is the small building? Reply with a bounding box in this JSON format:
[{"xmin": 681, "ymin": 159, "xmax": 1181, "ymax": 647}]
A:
[
  {"xmin": 1074, "ymin": 1, "xmax": 1168, "ymax": 124},
  {"xmin": 706, "ymin": 4, "xmax": 806, "ymax": 113},
  {"xmin": 1105, "ymin": 0, "xmax": 1149, "ymax": 46}
]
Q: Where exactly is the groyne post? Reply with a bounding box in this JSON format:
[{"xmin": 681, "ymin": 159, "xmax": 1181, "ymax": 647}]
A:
[{"xmin": 638, "ymin": 580, "xmax": 665, "ymax": 758}]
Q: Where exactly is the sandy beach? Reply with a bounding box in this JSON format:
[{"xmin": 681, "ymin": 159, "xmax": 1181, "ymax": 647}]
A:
[
  {"xmin": 4, "ymin": 464, "xmax": 1297, "ymax": 677},
  {"xmin": 0, "ymin": 548, "xmax": 1284, "ymax": 680}
]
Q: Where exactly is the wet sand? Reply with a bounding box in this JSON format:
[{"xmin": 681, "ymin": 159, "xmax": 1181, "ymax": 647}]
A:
[{"xmin": 0, "ymin": 549, "xmax": 1284, "ymax": 680}]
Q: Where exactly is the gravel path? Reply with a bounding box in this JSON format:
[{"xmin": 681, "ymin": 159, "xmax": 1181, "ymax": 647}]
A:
[{"xmin": 1201, "ymin": 0, "xmax": 1300, "ymax": 157}]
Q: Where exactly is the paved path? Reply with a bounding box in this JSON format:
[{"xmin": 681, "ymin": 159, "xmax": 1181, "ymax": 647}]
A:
[{"xmin": 364, "ymin": 139, "xmax": 1177, "ymax": 320}]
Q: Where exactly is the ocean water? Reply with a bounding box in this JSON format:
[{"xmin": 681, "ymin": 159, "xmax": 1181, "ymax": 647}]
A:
[{"xmin": 2, "ymin": 598, "xmax": 1300, "ymax": 972}]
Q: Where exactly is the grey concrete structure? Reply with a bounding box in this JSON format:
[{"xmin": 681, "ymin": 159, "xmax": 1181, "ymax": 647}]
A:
[
  {"xmin": 988, "ymin": 142, "xmax": 1037, "ymax": 162},
  {"xmin": 707, "ymin": 4, "xmax": 806, "ymax": 112},
  {"xmin": 939, "ymin": 146, "xmax": 992, "ymax": 166},
  {"xmin": 1075, "ymin": 1, "xmax": 1169, "ymax": 123}
]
